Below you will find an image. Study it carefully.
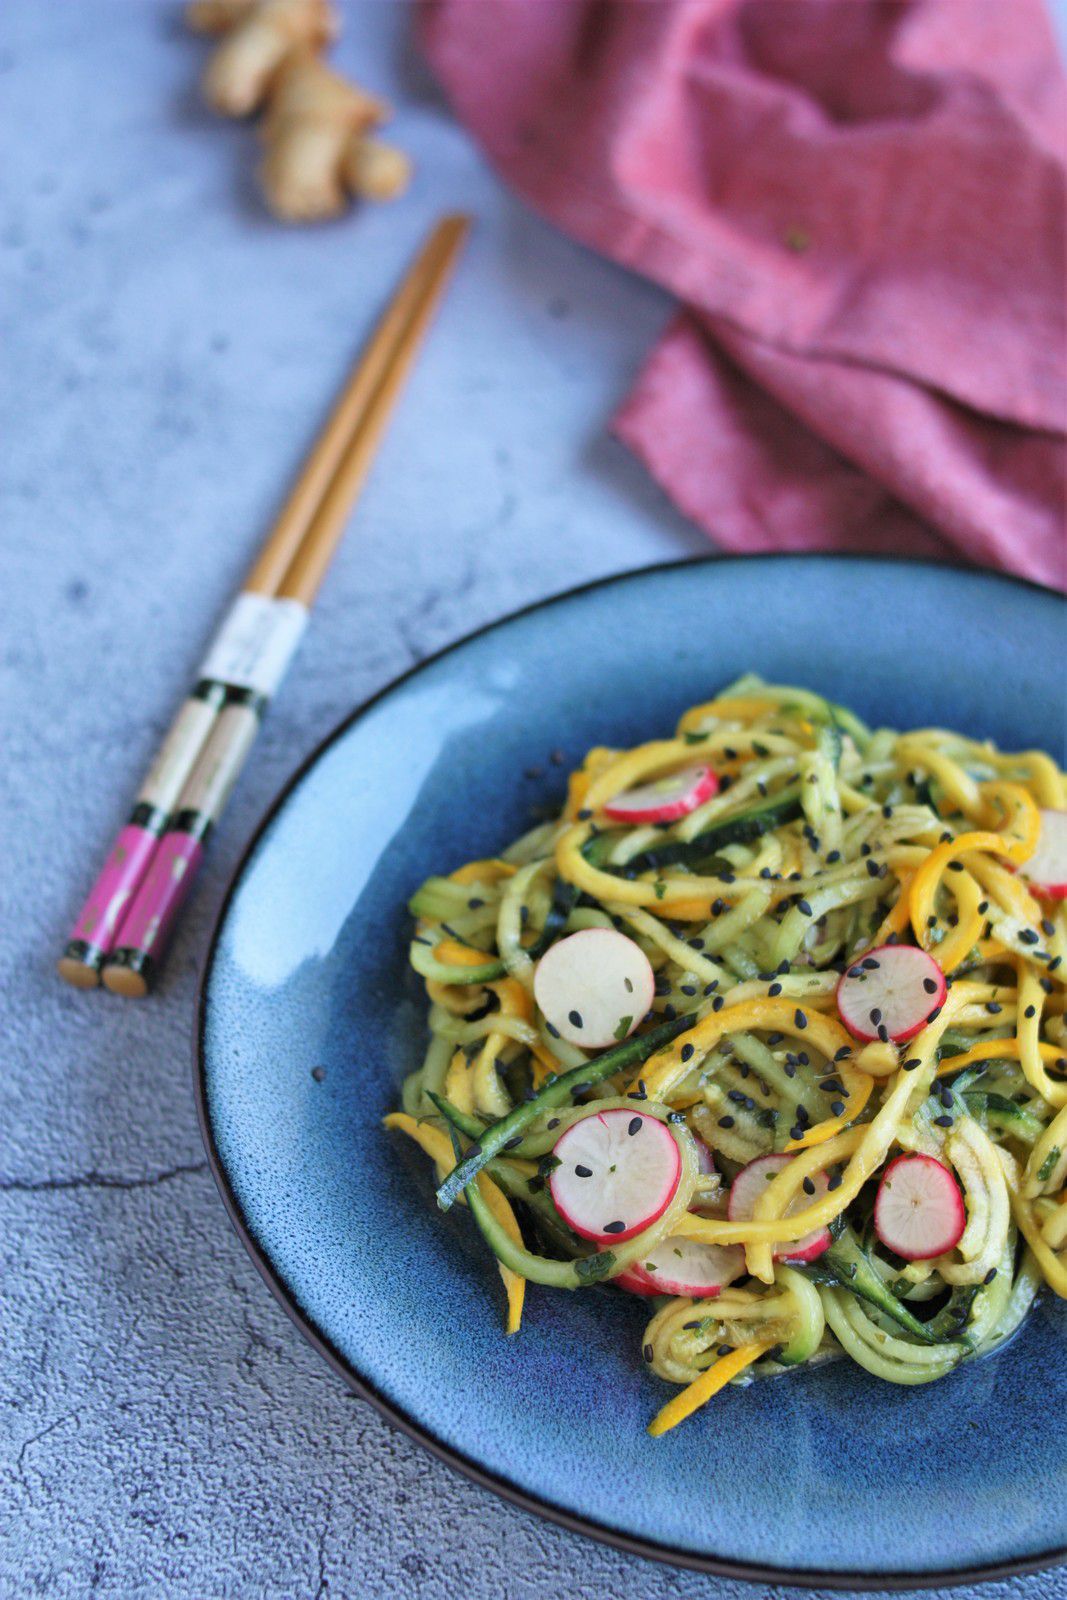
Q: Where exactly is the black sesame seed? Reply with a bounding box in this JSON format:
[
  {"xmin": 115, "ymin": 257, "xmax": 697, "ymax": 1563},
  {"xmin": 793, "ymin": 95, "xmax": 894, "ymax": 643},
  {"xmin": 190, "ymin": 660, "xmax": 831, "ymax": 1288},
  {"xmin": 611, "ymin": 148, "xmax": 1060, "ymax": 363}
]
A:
[
  {"xmin": 769, "ymin": 982, "xmax": 782, "ymax": 997},
  {"xmin": 728, "ymin": 1089, "xmax": 747, "ymax": 1104},
  {"xmin": 827, "ymin": 850, "xmax": 842, "ymax": 863},
  {"xmin": 983, "ymin": 1267, "xmax": 998, "ymax": 1285},
  {"xmin": 574, "ymin": 1164, "xmax": 592, "ymax": 1178},
  {"xmin": 902, "ymin": 1057, "xmax": 922, "ymax": 1071},
  {"xmin": 865, "ymin": 859, "xmax": 880, "ymax": 878},
  {"xmin": 789, "ymin": 1124, "xmax": 805, "ymax": 1142},
  {"xmin": 577, "ymin": 808, "xmax": 592, "ymax": 820},
  {"xmin": 718, "ymin": 1343, "xmax": 734, "ymax": 1357},
  {"xmin": 547, "ymin": 1118, "xmax": 560, "ymax": 1130},
  {"xmin": 986, "ymin": 1002, "xmax": 1002, "ymax": 1014},
  {"xmin": 687, "ymin": 937, "xmax": 704, "ymax": 951},
  {"xmin": 568, "ymin": 1010, "xmax": 583, "ymax": 1029},
  {"xmin": 797, "ymin": 1052, "xmax": 809, "ymax": 1066},
  {"xmin": 1049, "ymin": 956, "xmax": 1062, "ymax": 972},
  {"xmin": 802, "ymin": 1176, "xmax": 816, "ymax": 1195},
  {"xmin": 882, "ymin": 804, "xmax": 893, "ymax": 818},
  {"xmin": 939, "ymin": 1086, "xmax": 954, "ymax": 1108},
  {"xmin": 570, "ymin": 1082, "xmax": 591, "ymax": 1098},
  {"xmin": 860, "ymin": 843, "xmax": 872, "ymax": 857},
  {"xmin": 681, "ymin": 1043, "xmax": 695, "ymax": 1063},
  {"xmin": 643, "ymin": 1343, "xmax": 654, "ymax": 1362},
  {"xmin": 627, "ymin": 1117, "xmax": 643, "ymax": 1137},
  {"xmin": 834, "ymin": 1046, "xmax": 852, "ymax": 1062},
  {"xmin": 767, "ymin": 1032, "xmax": 784, "ymax": 1045},
  {"xmin": 827, "ymin": 1171, "xmax": 843, "ymax": 1191},
  {"xmin": 923, "ymin": 977, "xmax": 938, "ymax": 994},
  {"xmin": 933, "ymin": 1114, "xmax": 954, "ymax": 1128},
  {"xmin": 683, "ymin": 1319, "xmax": 702, "ymax": 1330},
  {"xmin": 797, "ymin": 899, "xmax": 813, "ymax": 916},
  {"xmin": 718, "ymin": 1115, "xmax": 735, "ymax": 1129},
  {"xmin": 1040, "ymin": 977, "xmax": 1054, "ymax": 993},
  {"xmin": 603, "ymin": 1220, "xmax": 625, "ymax": 1234},
  {"xmin": 1024, "ymin": 1005, "xmax": 1036, "ymax": 1018},
  {"xmin": 1020, "ymin": 929, "xmax": 1040, "ymax": 945},
  {"xmin": 927, "ymin": 914, "xmax": 938, "ymax": 928},
  {"xmin": 503, "ymin": 1135, "xmax": 523, "ymax": 1150},
  {"xmin": 977, "ymin": 900, "xmax": 989, "ymax": 914},
  {"xmin": 663, "ymin": 1004, "xmax": 677, "ymax": 1021},
  {"xmin": 1041, "ymin": 918, "xmax": 1056, "ymax": 936},
  {"xmin": 784, "ymin": 1062, "xmax": 796, "ymax": 1078},
  {"xmin": 870, "ymin": 1007, "xmax": 883, "ymax": 1024},
  {"xmin": 712, "ymin": 995, "xmax": 724, "ymax": 1012},
  {"xmin": 947, "ymin": 861, "xmax": 964, "ymax": 872},
  {"xmin": 877, "ymin": 1024, "xmax": 889, "ymax": 1042},
  {"xmin": 830, "ymin": 1100, "xmax": 846, "ymax": 1116},
  {"xmin": 794, "ymin": 1009, "xmax": 808, "ymax": 1029},
  {"xmin": 703, "ymin": 981, "xmax": 719, "ymax": 996},
  {"xmin": 680, "ymin": 984, "xmax": 697, "ymax": 997},
  {"xmin": 927, "ymin": 1005, "xmax": 942, "ymax": 1021}
]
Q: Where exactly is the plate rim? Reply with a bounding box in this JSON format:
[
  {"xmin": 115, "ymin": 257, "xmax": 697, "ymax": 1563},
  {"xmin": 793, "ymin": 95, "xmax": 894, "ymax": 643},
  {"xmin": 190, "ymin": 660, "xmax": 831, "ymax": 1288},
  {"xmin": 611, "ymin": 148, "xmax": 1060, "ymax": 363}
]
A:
[{"xmin": 193, "ymin": 551, "xmax": 1067, "ymax": 1592}]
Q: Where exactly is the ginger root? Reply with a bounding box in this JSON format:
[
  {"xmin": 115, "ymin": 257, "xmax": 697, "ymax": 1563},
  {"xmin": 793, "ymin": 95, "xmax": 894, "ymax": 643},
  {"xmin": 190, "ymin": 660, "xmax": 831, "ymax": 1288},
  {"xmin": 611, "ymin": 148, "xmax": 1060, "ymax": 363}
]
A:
[
  {"xmin": 262, "ymin": 54, "xmax": 394, "ymax": 220},
  {"xmin": 343, "ymin": 135, "xmax": 412, "ymax": 203},
  {"xmin": 185, "ymin": 0, "xmax": 412, "ymax": 219},
  {"xmin": 198, "ymin": 0, "xmax": 336, "ymax": 116}
]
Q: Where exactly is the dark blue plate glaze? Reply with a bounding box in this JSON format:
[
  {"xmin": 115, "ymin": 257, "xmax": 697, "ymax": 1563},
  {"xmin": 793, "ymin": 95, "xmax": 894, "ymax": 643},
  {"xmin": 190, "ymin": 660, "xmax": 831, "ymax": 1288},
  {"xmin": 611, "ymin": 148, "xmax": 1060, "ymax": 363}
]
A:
[{"xmin": 197, "ymin": 556, "xmax": 1067, "ymax": 1589}]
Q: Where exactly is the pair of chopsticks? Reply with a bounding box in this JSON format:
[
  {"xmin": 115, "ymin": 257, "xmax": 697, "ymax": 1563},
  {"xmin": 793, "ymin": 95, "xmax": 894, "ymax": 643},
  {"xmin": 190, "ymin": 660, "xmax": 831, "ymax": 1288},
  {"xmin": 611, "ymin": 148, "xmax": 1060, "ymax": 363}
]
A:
[{"xmin": 59, "ymin": 214, "xmax": 471, "ymax": 997}]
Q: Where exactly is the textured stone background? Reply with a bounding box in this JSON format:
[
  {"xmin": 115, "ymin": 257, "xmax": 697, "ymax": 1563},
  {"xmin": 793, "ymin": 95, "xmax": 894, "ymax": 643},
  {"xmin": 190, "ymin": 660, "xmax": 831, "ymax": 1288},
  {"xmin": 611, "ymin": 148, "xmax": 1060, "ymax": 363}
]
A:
[{"xmin": 2, "ymin": 3, "xmax": 1064, "ymax": 1597}]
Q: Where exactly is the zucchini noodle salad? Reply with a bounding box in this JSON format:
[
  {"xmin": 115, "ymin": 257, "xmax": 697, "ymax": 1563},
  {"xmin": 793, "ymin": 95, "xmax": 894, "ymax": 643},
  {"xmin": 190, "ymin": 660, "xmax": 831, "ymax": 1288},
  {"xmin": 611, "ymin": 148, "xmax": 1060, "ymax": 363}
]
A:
[{"xmin": 385, "ymin": 677, "xmax": 1067, "ymax": 1437}]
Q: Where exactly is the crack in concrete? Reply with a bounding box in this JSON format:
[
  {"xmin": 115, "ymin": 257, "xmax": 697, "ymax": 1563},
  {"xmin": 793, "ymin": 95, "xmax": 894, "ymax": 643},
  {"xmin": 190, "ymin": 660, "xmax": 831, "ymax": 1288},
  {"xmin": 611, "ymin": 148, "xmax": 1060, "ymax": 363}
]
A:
[
  {"xmin": 15, "ymin": 1408, "xmax": 82, "ymax": 1484},
  {"xmin": 0, "ymin": 1160, "xmax": 209, "ymax": 1194},
  {"xmin": 314, "ymin": 1495, "xmax": 333, "ymax": 1599}
]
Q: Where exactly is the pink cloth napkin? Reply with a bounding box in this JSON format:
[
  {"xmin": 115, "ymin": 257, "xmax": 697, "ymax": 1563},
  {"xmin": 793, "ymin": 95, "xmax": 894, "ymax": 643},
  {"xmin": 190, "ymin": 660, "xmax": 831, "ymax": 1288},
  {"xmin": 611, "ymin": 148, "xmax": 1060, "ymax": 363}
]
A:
[{"xmin": 420, "ymin": 0, "xmax": 1067, "ymax": 589}]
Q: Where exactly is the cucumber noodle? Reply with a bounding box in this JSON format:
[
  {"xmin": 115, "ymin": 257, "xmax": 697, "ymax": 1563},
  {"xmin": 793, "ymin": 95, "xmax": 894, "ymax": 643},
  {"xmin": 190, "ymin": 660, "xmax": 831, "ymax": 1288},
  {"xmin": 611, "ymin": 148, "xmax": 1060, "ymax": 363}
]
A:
[{"xmin": 386, "ymin": 676, "xmax": 1067, "ymax": 1435}]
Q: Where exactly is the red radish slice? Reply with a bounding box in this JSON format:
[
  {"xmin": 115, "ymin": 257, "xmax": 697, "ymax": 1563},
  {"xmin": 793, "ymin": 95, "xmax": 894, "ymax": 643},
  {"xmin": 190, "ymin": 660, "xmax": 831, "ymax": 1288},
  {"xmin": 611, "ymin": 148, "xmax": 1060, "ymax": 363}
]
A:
[
  {"xmin": 1018, "ymin": 809, "xmax": 1067, "ymax": 901},
  {"xmin": 549, "ymin": 1110, "xmax": 680, "ymax": 1243},
  {"xmin": 874, "ymin": 1153, "xmax": 965, "ymax": 1261},
  {"xmin": 534, "ymin": 928, "xmax": 654, "ymax": 1049},
  {"xmin": 836, "ymin": 943, "xmax": 946, "ymax": 1044},
  {"xmin": 728, "ymin": 1154, "xmax": 831, "ymax": 1264},
  {"xmin": 603, "ymin": 764, "xmax": 719, "ymax": 825},
  {"xmin": 618, "ymin": 1238, "xmax": 746, "ymax": 1298}
]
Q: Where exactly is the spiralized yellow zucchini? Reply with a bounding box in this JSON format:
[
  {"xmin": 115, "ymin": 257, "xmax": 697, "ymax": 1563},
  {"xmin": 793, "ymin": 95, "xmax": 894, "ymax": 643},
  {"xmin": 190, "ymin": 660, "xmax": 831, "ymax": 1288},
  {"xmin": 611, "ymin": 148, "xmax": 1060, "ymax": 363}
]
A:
[{"xmin": 387, "ymin": 676, "xmax": 1067, "ymax": 1434}]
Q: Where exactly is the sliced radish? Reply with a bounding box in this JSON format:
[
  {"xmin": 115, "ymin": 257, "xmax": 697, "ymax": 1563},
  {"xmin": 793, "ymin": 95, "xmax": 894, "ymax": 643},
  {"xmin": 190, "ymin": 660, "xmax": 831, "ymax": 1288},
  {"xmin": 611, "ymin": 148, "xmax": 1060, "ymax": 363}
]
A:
[
  {"xmin": 549, "ymin": 1109, "xmax": 680, "ymax": 1243},
  {"xmin": 1018, "ymin": 809, "xmax": 1067, "ymax": 901},
  {"xmin": 603, "ymin": 764, "xmax": 719, "ymax": 825},
  {"xmin": 836, "ymin": 943, "xmax": 946, "ymax": 1044},
  {"xmin": 534, "ymin": 928, "xmax": 654, "ymax": 1049},
  {"xmin": 617, "ymin": 1238, "xmax": 746, "ymax": 1298},
  {"xmin": 874, "ymin": 1153, "xmax": 965, "ymax": 1261},
  {"xmin": 728, "ymin": 1153, "xmax": 831, "ymax": 1264}
]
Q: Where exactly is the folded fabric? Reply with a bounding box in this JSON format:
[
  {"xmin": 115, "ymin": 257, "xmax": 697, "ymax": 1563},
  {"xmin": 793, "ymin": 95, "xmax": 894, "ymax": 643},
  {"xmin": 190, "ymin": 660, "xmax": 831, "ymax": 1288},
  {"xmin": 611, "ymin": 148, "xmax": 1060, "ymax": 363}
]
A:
[{"xmin": 420, "ymin": 0, "xmax": 1066, "ymax": 588}]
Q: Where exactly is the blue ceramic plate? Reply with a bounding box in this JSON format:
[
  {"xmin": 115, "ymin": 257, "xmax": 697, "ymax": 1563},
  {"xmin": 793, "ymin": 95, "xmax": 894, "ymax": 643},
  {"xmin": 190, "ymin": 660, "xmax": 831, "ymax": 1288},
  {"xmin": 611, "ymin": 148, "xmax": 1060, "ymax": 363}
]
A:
[{"xmin": 197, "ymin": 556, "xmax": 1067, "ymax": 1590}]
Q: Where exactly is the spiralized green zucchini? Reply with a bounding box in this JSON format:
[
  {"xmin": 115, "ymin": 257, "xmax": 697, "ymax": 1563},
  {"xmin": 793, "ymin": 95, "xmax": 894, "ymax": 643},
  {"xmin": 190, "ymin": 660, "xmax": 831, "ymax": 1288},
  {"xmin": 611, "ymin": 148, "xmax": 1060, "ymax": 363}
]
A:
[{"xmin": 387, "ymin": 676, "xmax": 1067, "ymax": 1435}]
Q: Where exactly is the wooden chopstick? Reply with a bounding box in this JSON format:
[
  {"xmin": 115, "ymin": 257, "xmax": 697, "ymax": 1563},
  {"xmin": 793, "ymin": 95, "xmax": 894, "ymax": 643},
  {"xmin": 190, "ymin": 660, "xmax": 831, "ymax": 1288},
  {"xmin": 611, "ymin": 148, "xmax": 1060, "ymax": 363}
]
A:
[
  {"xmin": 97, "ymin": 214, "xmax": 471, "ymax": 997},
  {"xmin": 59, "ymin": 214, "xmax": 470, "ymax": 990},
  {"xmin": 278, "ymin": 214, "xmax": 470, "ymax": 606},
  {"xmin": 246, "ymin": 214, "xmax": 469, "ymax": 595}
]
